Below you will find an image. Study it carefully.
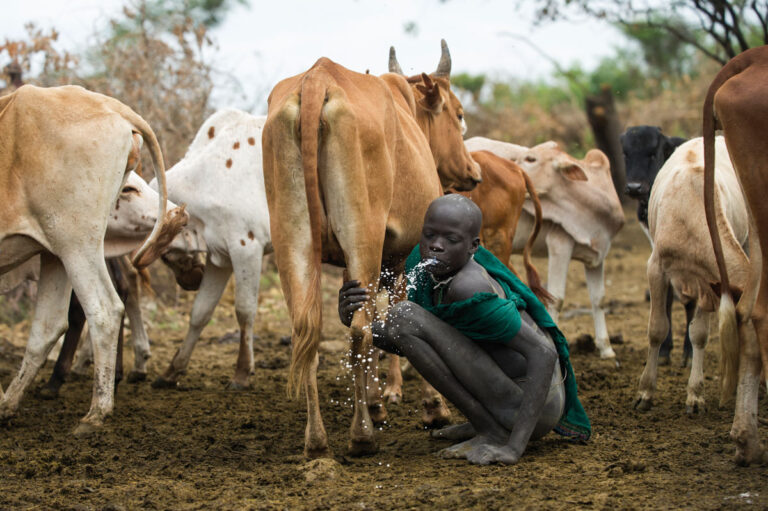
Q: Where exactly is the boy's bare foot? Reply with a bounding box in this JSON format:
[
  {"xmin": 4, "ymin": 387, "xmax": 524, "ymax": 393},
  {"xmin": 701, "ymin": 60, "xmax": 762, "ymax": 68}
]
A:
[
  {"xmin": 438, "ymin": 433, "xmax": 505, "ymax": 459},
  {"xmin": 466, "ymin": 442, "xmax": 522, "ymax": 465}
]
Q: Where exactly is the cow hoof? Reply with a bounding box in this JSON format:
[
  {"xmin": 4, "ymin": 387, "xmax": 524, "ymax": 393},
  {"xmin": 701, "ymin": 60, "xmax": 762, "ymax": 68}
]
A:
[
  {"xmin": 685, "ymin": 402, "xmax": 705, "ymax": 416},
  {"xmin": 304, "ymin": 445, "xmax": 333, "ymax": 460},
  {"xmin": 368, "ymin": 403, "xmax": 388, "ymax": 425},
  {"xmin": 151, "ymin": 376, "xmax": 179, "ymax": 389},
  {"xmin": 347, "ymin": 438, "xmax": 378, "ymax": 457},
  {"xmin": 226, "ymin": 381, "xmax": 252, "ymax": 391},
  {"xmin": 127, "ymin": 371, "xmax": 147, "ymax": 384},
  {"xmin": 598, "ymin": 347, "xmax": 616, "ymax": 359},
  {"xmin": 382, "ymin": 388, "xmax": 402, "ymax": 404},
  {"xmin": 37, "ymin": 385, "xmax": 61, "ymax": 400},
  {"xmin": 422, "ymin": 398, "xmax": 452, "ymax": 429},
  {"xmin": 72, "ymin": 421, "xmax": 101, "ymax": 437},
  {"xmin": 634, "ymin": 397, "xmax": 653, "ymax": 412}
]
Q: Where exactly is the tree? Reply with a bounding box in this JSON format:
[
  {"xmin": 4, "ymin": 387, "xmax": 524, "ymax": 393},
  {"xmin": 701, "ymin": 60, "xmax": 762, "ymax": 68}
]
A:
[{"xmin": 529, "ymin": 0, "xmax": 768, "ymax": 64}]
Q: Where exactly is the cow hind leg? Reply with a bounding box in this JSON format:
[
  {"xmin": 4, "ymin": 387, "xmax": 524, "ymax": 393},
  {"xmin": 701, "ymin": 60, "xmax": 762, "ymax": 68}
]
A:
[
  {"xmin": 685, "ymin": 305, "xmax": 709, "ymax": 415},
  {"xmin": 153, "ymin": 258, "xmax": 231, "ymax": 388},
  {"xmin": 61, "ymin": 250, "xmax": 125, "ymax": 434},
  {"xmin": 0, "ymin": 254, "xmax": 71, "ymax": 418},
  {"xmin": 228, "ymin": 244, "xmax": 264, "ymax": 390},
  {"xmin": 730, "ymin": 315, "xmax": 766, "ymax": 465},
  {"xmin": 635, "ymin": 256, "xmax": 669, "ymax": 411}
]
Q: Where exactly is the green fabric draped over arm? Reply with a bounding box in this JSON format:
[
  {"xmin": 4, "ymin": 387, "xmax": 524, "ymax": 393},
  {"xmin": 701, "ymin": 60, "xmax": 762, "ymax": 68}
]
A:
[{"xmin": 404, "ymin": 245, "xmax": 591, "ymax": 442}]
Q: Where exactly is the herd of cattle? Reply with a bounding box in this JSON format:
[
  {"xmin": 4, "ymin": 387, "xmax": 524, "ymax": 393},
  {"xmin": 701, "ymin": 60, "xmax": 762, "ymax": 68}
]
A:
[{"xmin": 0, "ymin": 41, "xmax": 766, "ymax": 465}]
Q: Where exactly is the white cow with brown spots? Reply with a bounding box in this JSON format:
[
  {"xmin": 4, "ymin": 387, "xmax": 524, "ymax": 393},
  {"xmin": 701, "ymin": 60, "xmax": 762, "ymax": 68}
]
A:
[
  {"xmin": 464, "ymin": 137, "xmax": 624, "ymax": 359},
  {"xmin": 0, "ymin": 85, "xmax": 169, "ymax": 434},
  {"xmin": 151, "ymin": 109, "xmax": 272, "ymax": 390},
  {"xmin": 636, "ymin": 137, "xmax": 749, "ymax": 414}
]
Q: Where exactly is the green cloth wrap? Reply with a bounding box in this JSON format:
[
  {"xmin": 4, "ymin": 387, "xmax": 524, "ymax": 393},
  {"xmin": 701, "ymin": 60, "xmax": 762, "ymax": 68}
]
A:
[{"xmin": 405, "ymin": 245, "xmax": 591, "ymax": 441}]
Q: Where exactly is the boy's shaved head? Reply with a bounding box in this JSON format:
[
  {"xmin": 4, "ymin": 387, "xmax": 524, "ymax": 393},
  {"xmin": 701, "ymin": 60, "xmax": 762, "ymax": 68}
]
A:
[{"xmin": 426, "ymin": 194, "xmax": 482, "ymax": 237}]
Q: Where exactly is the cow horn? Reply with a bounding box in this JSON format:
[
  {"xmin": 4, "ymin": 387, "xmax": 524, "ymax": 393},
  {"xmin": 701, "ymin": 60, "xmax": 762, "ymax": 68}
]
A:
[
  {"xmin": 389, "ymin": 47, "xmax": 404, "ymax": 75},
  {"xmin": 434, "ymin": 39, "xmax": 451, "ymax": 77}
]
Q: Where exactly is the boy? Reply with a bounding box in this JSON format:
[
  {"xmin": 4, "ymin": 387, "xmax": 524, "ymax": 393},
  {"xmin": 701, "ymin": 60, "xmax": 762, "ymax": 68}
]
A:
[{"xmin": 338, "ymin": 195, "xmax": 589, "ymax": 465}]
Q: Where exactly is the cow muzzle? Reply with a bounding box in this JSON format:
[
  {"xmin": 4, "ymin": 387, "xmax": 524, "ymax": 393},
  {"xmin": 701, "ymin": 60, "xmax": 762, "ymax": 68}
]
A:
[{"xmin": 625, "ymin": 182, "xmax": 648, "ymax": 198}]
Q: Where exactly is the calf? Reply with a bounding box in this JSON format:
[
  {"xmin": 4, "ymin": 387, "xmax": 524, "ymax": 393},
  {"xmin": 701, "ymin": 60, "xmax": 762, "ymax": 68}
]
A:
[
  {"xmin": 0, "ymin": 85, "xmax": 168, "ymax": 434},
  {"xmin": 465, "ymin": 137, "xmax": 624, "ymax": 359},
  {"xmin": 621, "ymin": 126, "xmax": 690, "ymax": 366},
  {"xmin": 636, "ymin": 137, "xmax": 748, "ymax": 414},
  {"xmin": 150, "ymin": 109, "xmax": 272, "ymax": 391}
]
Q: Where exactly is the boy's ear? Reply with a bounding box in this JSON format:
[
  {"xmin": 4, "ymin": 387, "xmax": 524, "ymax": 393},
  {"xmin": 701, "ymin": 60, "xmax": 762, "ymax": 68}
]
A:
[{"xmin": 469, "ymin": 237, "xmax": 480, "ymax": 254}]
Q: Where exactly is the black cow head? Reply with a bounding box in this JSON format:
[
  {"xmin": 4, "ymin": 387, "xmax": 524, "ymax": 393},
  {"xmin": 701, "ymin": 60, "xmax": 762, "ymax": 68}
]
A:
[{"xmin": 621, "ymin": 126, "xmax": 686, "ymax": 201}]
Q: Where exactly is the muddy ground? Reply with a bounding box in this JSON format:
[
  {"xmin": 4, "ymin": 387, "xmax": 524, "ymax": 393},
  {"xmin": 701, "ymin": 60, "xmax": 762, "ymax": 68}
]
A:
[{"xmin": 1, "ymin": 212, "xmax": 766, "ymax": 510}]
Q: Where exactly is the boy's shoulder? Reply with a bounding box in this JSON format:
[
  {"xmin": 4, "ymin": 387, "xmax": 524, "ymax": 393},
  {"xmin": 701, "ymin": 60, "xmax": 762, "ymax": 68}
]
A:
[{"xmin": 446, "ymin": 261, "xmax": 498, "ymax": 303}]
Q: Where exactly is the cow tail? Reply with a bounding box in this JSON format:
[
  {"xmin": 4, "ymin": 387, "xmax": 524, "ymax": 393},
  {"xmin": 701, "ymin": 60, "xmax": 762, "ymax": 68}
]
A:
[
  {"xmin": 703, "ymin": 59, "xmax": 743, "ymax": 404},
  {"xmin": 112, "ymin": 104, "xmax": 168, "ymax": 270},
  {"xmin": 288, "ymin": 74, "xmax": 327, "ymax": 398},
  {"xmin": 521, "ymin": 171, "xmax": 554, "ymax": 305}
]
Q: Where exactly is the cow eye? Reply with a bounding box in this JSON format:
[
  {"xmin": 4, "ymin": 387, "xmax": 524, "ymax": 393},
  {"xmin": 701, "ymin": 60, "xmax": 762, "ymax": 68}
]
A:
[
  {"xmin": 525, "ymin": 156, "xmax": 536, "ymax": 163},
  {"xmin": 457, "ymin": 113, "xmax": 464, "ymax": 121},
  {"xmin": 122, "ymin": 186, "xmax": 139, "ymax": 194}
]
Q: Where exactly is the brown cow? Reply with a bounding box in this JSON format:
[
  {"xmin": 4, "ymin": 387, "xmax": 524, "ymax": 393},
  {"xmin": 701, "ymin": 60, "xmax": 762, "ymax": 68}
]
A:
[
  {"xmin": 703, "ymin": 45, "xmax": 768, "ymax": 466},
  {"xmin": 262, "ymin": 41, "xmax": 479, "ymax": 458}
]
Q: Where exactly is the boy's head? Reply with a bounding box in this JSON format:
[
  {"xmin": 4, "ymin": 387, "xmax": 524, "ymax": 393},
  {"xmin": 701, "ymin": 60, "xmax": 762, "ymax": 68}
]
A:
[{"xmin": 420, "ymin": 195, "xmax": 482, "ymax": 277}]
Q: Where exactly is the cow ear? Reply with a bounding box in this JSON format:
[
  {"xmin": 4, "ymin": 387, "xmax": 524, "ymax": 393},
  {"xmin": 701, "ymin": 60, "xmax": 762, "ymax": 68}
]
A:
[
  {"xmin": 416, "ymin": 73, "xmax": 444, "ymax": 114},
  {"xmin": 555, "ymin": 159, "xmax": 588, "ymax": 181},
  {"xmin": 662, "ymin": 137, "xmax": 678, "ymax": 160}
]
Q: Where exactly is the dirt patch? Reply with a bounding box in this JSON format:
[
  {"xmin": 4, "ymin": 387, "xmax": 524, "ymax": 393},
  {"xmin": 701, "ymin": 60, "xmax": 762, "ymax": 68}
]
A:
[{"xmin": 1, "ymin": 212, "xmax": 766, "ymax": 509}]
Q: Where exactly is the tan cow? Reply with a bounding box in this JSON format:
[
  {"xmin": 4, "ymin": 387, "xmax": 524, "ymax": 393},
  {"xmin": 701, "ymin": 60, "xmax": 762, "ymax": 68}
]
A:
[
  {"xmin": 0, "ymin": 85, "xmax": 168, "ymax": 434},
  {"xmin": 637, "ymin": 137, "xmax": 748, "ymax": 415},
  {"xmin": 703, "ymin": 45, "xmax": 768, "ymax": 466},
  {"xmin": 262, "ymin": 41, "xmax": 479, "ymax": 458},
  {"xmin": 464, "ymin": 137, "xmax": 624, "ymax": 359}
]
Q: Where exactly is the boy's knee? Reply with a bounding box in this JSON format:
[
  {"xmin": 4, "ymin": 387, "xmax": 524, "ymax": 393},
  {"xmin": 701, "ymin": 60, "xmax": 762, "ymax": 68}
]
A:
[{"xmin": 386, "ymin": 301, "xmax": 423, "ymax": 338}]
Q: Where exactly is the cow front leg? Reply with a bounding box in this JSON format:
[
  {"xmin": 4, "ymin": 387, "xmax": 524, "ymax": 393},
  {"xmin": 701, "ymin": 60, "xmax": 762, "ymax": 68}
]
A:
[
  {"xmin": 228, "ymin": 244, "xmax": 264, "ymax": 390},
  {"xmin": 584, "ymin": 262, "xmax": 615, "ymax": 359},
  {"xmin": 420, "ymin": 378, "xmax": 452, "ymax": 428},
  {"xmin": 0, "ymin": 254, "xmax": 72, "ymax": 418},
  {"xmin": 685, "ymin": 305, "xmax": 709, "ymax": 415},
  {"xmin": 38, "ymin": 292, "xmax": 86, "ymax": 400},
  {"xmin": 658, "ymin": 286, "xmax": 674, "ymax": 366},
  {"xmin": 383, "ymin": 354, "xmax": 403, "ymax": 404},
  {"xmin": 366, "ymin": 289, "xmax": 392, "ymax": 424},
  {"xmin": 635, "ymin": 254, "xmax": 669, "ymax": 411},
  {"xmin": 153, "ymin": 258, "xmax": 231, "ymax": 388},
  {"xmin": 122, "ymin": 259, "xmax": 151, "ymax": 383},
  {"xmin": 544, "ymin": 228, "xmax": 574, "ymax": 323},
  {"xmin": 60, "ymin": 250, "xmax": 124, "ymax": 434}
]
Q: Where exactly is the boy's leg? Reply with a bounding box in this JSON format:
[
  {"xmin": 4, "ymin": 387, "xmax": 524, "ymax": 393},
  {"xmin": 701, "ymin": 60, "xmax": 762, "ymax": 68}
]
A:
[{"xmin": 376, "ymin": 302, "xmax": 557, "ymax": 463}]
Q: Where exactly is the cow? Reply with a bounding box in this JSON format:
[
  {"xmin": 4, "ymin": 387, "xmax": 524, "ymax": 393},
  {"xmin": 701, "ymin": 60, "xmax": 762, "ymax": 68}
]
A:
[
  {"xmin": 464, "ymin": 137, "xmax": 625, "ymax": 360},
  {"xmin": 635, "ymin": 137, "xmax": 748, "ymax": 415},
  {"xmin": 37, "ymin": 172, "xmax": 189, "ymax": 398},
  {"xmin": 262, "ymin": 40, "xmax": 480, "ymax": 458},
  {"xmin": 621, "ymin": 126, "xmax": 690, "ymax": 366},
  {"xmin": 0, "ymin": 84, "xmax": 168, "ymax": 434},
  {"xmin": 381, "ymin": 149, "xmax": 550, "ymax": 408},
  {"xmin": 703, "ymin": 45, "xmax": 768, "ymax": 466},
  {"xmin": 148, "ymin": 109, "xmax": 273, "ymax": 391}
]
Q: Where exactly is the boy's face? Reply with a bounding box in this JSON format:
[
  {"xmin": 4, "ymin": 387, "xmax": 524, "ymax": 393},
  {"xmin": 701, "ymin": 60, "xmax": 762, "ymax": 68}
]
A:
[{"xmin": 419, "ymin": 202, "xmax": 479, "ymax": 278}]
